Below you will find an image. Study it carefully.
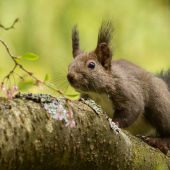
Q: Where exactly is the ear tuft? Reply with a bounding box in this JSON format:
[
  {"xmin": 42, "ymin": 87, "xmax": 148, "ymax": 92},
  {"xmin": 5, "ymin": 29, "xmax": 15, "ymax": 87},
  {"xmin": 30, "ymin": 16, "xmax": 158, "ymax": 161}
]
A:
[
  {"xmin": 95, "ymin": 20, "xmax": 114, "ymax": 70},
  {"xmin": 97, "ymin": 20, "xmax": 114, "ymax": 48},
  {"xmin": 72, "ymin": 25, "xmax": 82, "ymax": 58}
]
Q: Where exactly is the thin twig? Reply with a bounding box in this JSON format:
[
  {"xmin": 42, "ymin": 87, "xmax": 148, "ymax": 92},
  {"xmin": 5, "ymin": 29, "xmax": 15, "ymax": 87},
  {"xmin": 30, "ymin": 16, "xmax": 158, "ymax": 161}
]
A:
[
  {"xmin": 0, "ymin": 38, "xmax": 73, "ymax": 124},
  {"xmin": 0, "ymin": 18, "xmax": 19, "ymax": 30},
  {"xmin": 0, "ymin": 38, "xmax": 67, "ymax": 99}
]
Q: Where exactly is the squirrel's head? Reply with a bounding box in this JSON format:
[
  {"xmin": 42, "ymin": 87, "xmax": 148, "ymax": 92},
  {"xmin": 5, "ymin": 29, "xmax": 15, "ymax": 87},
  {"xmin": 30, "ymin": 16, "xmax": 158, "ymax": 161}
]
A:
[{"xmin": 67, "ymin": 20, "xmax": 114, "ymax": 93}]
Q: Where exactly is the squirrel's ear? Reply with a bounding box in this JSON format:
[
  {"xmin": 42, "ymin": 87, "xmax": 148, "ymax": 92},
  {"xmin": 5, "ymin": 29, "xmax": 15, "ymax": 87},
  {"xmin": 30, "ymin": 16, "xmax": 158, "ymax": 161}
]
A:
[
  {"xmin": 94, "ymin": 20, "xmax": 114, "ymax": 70},
  {"xmin": 72, "ymin": 25, "xmax": 82, "ymax": 58},
  {"xmin": 95, "ymin": 42, "xmax": 112, "ymax": 70}
]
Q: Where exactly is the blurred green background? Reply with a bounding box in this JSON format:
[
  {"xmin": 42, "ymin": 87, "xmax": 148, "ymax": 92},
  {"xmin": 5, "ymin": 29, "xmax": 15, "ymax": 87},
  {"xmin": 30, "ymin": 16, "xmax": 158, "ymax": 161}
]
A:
[{"xmin": 0, "ymin": 0, "xmax": 170, "ymax": 98}]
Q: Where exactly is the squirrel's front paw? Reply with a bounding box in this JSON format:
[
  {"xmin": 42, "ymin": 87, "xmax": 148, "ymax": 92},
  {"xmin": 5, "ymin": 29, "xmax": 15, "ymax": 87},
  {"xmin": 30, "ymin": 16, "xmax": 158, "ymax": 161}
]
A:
[{"xmin": 113, "ymin": 121, "xmax": 120, "ymax": 128}]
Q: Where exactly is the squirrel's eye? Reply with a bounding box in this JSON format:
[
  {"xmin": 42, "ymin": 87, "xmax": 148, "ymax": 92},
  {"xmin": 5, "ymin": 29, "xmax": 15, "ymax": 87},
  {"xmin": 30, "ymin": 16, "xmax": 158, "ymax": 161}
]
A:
[{"xmin": 88, "ymin": 62, "xmax": 95, "ymax": 69}]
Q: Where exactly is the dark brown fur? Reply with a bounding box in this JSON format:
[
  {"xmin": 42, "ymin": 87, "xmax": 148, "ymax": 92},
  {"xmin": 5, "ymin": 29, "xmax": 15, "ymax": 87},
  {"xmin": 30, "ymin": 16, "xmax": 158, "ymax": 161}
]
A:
[{"xmin": 67, "ymin": 21, "xmax": 170, "ymax": 154}]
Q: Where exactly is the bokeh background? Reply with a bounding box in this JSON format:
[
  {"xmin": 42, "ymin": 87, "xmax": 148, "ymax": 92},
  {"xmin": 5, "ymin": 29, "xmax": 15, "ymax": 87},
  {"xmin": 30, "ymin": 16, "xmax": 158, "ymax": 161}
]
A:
[{"xmin": 0, "ymin": 0, "xmax": 170, "ymax": 98}]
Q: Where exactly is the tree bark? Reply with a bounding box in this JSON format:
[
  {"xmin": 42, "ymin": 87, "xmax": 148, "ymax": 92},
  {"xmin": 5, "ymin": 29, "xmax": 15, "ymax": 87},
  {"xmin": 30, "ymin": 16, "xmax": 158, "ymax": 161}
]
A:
[{"xmin": 0, "ymin": 95, "xmax": 170, "ymax": 170}]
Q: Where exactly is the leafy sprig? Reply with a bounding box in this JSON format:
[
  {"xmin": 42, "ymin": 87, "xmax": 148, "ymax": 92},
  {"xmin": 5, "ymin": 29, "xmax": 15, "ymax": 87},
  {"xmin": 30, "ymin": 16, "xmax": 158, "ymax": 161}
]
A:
[
  {"xmin": 0, "ymin": 38, "xmax": 75, "ymax": 128},
  {"xmin": 0, "ymin": 39, "xmax": 65, "ymax": 97}
]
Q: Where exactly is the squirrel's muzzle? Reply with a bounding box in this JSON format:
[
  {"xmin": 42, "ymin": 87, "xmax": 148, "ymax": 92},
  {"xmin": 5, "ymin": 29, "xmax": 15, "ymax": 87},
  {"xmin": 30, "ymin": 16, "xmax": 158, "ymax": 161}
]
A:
[{"xmin": 67, "ymin": 72, "xmax": 75, "ymax": 84}]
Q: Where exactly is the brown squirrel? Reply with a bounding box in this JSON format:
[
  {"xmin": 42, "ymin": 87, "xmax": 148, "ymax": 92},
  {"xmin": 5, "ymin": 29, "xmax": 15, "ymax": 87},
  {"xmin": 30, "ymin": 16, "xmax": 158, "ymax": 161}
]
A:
[{"xmin": 67, "ymin": 20, "xmax": 170, "ymax": 154}]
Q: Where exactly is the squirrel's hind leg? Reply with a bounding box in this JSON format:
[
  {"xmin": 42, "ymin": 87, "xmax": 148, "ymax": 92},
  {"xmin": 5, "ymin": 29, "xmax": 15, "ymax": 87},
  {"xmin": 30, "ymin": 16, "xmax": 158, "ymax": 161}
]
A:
[{"xmin": 137, "ymin": 135, "xmax": 170, "ymax": 154}]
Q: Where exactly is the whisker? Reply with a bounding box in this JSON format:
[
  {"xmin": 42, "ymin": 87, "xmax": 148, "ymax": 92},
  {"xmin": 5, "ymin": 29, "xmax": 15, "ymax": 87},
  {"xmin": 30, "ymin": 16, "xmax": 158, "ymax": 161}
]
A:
[
  {"xmin": 57, "ymin": 65, "xmax": 68, "ymax": 73},
  {"xmin": 105, "ymin": 90, "xmax": 110, "ymax": 99},
  {"xmin": 84, "ymin": 84, "xmax": 90, "ymax": 92},
  {"xmin": 62, "ymin": 82, "xmax": 70, "ymax": 93},
  {"xmin": 50, "ymin": 75, "xmax": 67, "ymax": 82},
  {"xmin": 49, "ymin": 72, "xmax": 67, "ymax": 76},
  {"xmin": 62, "ymin": 57, "xmax": 71, "ymax": 66},
  {"xmin": 57, "ymin": 79, "xmax": 68, "ymax": 88},
  {"xmin": 51, "ymin": 74, "xmax": 67, "ymax": 80},
  {"xmin": 50, "ymin": 77, "xmax": 67, "ymax": 84},
  {"xmin": 50, "ymin": 75, "xmax": 67, "ymax": 81},
  {"xmin": 92, "ymin": 83, "xmax": 102, "ymax": 94},
  {"xmin": 93, "ymin": 84, "xmax": 98, "ymax": 93},
  {"xmin": 49, "ymin": 83, "xmax": 65, "ymax": 90},
  {"xmin": 64, "ymin": 84, "xmax": 70, "ymax": 93},
  {"xmin": 55, "ymin": 80, "xmax": 68, "ymax": 89},
  {"xmin": 57, "ymin": 80, "xmax": 69, "ymax": 91}
]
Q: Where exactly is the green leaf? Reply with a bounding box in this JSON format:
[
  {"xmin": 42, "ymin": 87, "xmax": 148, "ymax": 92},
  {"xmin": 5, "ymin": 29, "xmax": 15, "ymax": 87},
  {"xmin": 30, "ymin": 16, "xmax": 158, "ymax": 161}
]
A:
[
  {"xmin": 65, "ymin": 94, "xmax": 80, "ymax": 98},
  {"xmin": 45, "ymin": 74, "xmax": 50, "ymax": 81},
  {"xmin": 22, "ymin": 53, "xmax": 39, "ymax": 61}
]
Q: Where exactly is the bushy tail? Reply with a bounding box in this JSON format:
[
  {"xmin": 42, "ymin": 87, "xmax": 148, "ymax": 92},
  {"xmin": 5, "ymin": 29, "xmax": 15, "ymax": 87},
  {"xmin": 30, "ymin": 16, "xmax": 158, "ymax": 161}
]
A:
[{"xmin": 156, "ymin": 69, "xmax": 170, "ymax": 89}]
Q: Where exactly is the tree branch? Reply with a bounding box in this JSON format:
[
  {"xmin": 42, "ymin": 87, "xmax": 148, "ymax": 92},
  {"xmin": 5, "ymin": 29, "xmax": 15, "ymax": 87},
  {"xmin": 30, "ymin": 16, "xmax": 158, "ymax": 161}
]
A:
[{"xmin": 0, "ymin": 96, "xmax": 169, "ymax": 170}]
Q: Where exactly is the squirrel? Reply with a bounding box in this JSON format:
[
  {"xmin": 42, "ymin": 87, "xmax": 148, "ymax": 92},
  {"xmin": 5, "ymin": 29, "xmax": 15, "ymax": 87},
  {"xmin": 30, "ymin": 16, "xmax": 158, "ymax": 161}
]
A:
[{"xmin": 67, "ymin": 20, "xmax": 170, "ymax": 154}]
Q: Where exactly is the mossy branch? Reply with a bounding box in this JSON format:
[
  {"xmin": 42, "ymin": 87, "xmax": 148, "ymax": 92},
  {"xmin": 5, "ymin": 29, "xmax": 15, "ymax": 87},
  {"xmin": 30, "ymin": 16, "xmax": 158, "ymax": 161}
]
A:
[{"xmin": 0, "ymin": 96, "xmax": 169, "ymax": 170}]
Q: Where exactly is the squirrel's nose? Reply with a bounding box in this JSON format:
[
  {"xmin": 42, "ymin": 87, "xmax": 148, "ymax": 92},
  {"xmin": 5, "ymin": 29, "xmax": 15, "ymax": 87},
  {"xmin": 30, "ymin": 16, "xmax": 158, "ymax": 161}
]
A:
[{"xmin": 67, "ymin": 72, "xmax": 75, "ymax": 83}]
